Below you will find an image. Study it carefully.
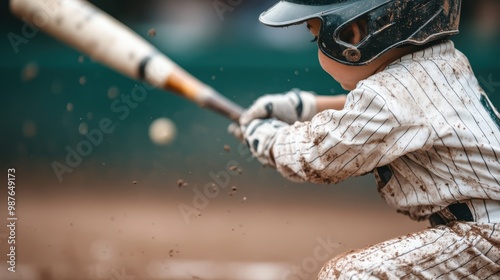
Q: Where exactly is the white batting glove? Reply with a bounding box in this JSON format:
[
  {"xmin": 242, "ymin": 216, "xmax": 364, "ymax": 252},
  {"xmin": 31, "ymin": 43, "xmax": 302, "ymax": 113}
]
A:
[
  {"xmin": 239, "ymin": 89, "xmax": 318, "ymax": 127},
  {"xmin": 242, "ymin": 118, "xmax": 287, "ymax": 167}
]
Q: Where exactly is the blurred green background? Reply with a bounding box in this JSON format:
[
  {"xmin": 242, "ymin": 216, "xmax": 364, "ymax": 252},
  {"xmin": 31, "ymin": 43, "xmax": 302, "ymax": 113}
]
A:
[{"xmin": 0, "ymin": 0, "xmax": 499, "ymax": 189}]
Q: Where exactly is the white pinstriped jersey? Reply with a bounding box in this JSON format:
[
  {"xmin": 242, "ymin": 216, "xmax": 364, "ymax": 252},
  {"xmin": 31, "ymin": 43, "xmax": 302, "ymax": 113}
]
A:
[{"xmin": 273, "ymin": 40, "xmax": 500, "ymax": 220}]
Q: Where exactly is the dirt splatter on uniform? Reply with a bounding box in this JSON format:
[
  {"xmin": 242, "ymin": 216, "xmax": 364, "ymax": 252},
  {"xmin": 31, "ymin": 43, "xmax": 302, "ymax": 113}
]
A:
[
  {"xmin": 272, "ymin": 41, "xmax": 500, "ymax": 279},
  {"xmin": 274, "ymin": 41, "xmax": 500, "ymax": 219},
  {"xmin": 246, "ymin": 0, "xmax": 500, "ymax": 278}
]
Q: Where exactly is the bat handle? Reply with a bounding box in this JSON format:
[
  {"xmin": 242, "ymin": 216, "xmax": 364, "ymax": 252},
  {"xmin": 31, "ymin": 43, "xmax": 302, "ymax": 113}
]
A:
[
  {"xmin": 160, "ymin": 67, "xmax": 243, "ymax": 122},
  {"xmin": 201, "ymin": 89, "xmax": 243, "ymax": 122}
]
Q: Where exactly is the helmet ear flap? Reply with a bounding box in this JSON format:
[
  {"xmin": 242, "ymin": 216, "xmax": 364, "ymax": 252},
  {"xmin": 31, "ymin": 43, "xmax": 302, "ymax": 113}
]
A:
[
  {"xmin": 266, "ymin": 0, "xmax": 461, "ymax": 65},
  {"xmin": 372, "ymin": 12, "xmax": 394, "ymax": 33},
  {"xmin": 335, "ymin": 19, "xmax": 367, "ymax": 62}
]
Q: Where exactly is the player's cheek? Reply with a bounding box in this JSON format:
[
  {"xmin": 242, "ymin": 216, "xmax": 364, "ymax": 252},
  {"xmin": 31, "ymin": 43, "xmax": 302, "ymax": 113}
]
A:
[
  {"xmin": 317, "ymin": 51, "xmax": 356, "ymax": 90},
  {"xmin": 318, "ymin": 50, "xmax": 338, "ymax": 80},
  {"xmin": 318, "ymin": 50, "xmax": 328, "ymax": 73}
]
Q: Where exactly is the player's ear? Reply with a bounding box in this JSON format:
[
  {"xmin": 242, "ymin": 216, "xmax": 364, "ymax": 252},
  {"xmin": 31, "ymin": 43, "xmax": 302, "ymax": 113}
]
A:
[{"xmin": 339, "ymin": 20, "xmax": 368, "ymax": 45}]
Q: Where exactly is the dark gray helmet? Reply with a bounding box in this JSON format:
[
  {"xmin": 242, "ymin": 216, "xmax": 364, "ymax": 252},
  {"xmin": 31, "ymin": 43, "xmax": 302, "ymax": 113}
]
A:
[{"xmin": 260, "ymin": 0, "xmax": 461, "ymax": 65}]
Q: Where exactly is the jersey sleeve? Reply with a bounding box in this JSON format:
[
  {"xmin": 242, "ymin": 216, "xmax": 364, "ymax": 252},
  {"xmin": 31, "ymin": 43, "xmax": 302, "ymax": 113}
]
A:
[{"xmin": 272, "ymin": 85, "xmax": 436, "ymax": 184}]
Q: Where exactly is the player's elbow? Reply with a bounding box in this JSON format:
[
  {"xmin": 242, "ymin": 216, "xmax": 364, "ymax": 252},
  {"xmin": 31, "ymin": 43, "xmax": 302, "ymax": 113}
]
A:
[{"xmin": 276, "ymin": 155, "xmax": 344, "ymax": 185}]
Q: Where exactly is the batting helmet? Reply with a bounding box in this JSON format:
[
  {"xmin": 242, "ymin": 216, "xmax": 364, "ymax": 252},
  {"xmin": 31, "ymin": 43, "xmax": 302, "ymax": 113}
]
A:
[{"xmin": 260, "ymin": 0, "xmax": 462, "ymax": 65}]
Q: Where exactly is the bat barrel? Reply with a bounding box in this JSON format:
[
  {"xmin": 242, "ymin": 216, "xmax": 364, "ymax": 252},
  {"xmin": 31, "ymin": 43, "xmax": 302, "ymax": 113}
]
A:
[
  {"xmin": 10, "ymin": 0, "xmax": 243, "ymax": 122},
  {"xmin": 10, "ymin": 0, "xmax": 159, "ymax": 80}
]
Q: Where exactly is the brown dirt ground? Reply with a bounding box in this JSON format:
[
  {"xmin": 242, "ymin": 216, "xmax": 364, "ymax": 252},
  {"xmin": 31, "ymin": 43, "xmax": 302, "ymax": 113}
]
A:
[{"xmin": 0, "ymin": 178, "xmax": 427, "ymax": 280}]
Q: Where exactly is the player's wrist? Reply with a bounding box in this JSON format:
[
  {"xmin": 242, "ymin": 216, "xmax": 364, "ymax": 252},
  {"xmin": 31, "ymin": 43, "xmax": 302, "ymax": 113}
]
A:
[{"xmin": 316, "ymin": 94, "xmax": 347, "ymax": 112}]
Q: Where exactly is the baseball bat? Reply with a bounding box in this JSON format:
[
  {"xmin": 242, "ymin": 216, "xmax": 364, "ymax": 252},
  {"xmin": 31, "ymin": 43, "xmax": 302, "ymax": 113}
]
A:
[{"xmin": 10, "ymin": 0, "xmax": 243, "ymax": 121}]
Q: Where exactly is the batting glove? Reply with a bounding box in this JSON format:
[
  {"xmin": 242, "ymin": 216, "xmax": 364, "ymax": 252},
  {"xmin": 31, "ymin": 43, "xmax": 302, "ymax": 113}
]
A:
[
  {"xmin": 229, "ymin": 89, "xmax": 316, "ymax": 142},
  {"xmin": 239, "ymin": 89, "xmax": 318, "ymax": 126},
  {"xmin": 242, "ymin": 118, "xmax": 287, "ymax": 167},
  {"xmin": 228, "ymin": 122, "xmax": 244, "ymax": 142}
]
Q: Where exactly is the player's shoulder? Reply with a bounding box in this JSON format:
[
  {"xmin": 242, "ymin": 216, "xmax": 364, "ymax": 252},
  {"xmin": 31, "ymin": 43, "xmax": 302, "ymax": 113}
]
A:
[
  {"xmin": 385, "ymin": 40, "xmax": 473, "ymax": 77},
  {"xmin": 359, "ymin": 40, "xmax": 469, "ymax": 89}
]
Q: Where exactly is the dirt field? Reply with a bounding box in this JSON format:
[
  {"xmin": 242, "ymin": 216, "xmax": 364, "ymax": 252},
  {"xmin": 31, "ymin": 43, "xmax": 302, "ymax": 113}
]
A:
[{"xmin": 0, "ymin": 174, "xmax": 427, "ymax": 280}]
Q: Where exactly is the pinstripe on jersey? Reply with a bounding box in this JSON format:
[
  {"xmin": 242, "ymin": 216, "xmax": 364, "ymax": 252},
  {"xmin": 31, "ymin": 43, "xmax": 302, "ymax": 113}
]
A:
[{"xmin": 272, "ymin": 40, "xmax": 500, "ymax": 221}]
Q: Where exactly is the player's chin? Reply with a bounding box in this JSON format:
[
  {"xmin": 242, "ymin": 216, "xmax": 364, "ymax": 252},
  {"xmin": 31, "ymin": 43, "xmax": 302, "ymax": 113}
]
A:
[
  {"xmin": 324, "ymin": 73, "xmax": 353, "ymax": 91},
  {"xmin": 339, "ymin": 82, "xmax": 356, "ymax": 91},
  {"xmin": 327, "ymin": 76, "xmax": 353, "ymax": 91}
]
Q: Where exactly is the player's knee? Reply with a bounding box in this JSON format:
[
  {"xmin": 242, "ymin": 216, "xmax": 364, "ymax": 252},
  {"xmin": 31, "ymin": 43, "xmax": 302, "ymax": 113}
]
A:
[
  {"xmin": 318, "ymin": 250, "xmax": 377, "ymax": 280},
  {"xmin": 318, "ymin": 251, "xmax": 358, "ymax": 280}
]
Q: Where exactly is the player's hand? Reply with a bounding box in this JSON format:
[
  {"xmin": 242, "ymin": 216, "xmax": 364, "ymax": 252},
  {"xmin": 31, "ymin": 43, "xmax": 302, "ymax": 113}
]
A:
[
  {"xmin": 239, "ymin": 89, "xmax": 317, "ymax": 127},
  {"xmin": 228, "ymin": 89, "xmax": 316, "ymax": 142},
  {"xmin": 227, "ymin": 122, "xmax": 244, "ymax": 142},
  {"xmin": 242, "ymin": 118, "xmax": 287, "ymax": 167}
]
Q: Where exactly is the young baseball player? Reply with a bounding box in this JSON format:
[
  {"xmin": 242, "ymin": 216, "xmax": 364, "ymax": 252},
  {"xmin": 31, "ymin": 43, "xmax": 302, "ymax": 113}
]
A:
[{"xmin": 234, "ymin": 0, "xmax": 500, "ymax": 279}]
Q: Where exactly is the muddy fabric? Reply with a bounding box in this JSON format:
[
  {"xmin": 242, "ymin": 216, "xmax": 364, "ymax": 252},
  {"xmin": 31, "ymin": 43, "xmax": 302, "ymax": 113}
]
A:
[
  {"xmin": 272, "ymin": 40, "xmax": 500, "ymax": 221},
  {"xmin": 318, "ymin": 222, "xmax": 500, "ymax": 279}
]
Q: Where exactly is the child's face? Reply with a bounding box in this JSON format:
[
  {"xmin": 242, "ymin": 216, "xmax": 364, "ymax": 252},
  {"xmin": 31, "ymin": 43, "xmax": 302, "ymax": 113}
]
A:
[{"xmin": 306, "ymin": 19, "xmax": 395, "ymax": 91}]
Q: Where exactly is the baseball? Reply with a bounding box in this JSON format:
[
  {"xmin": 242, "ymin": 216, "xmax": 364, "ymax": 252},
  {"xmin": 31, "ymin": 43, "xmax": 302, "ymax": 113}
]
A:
[{"xmin": 148, "ymin": 117, "xmax": 176, "ymax": 145}]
